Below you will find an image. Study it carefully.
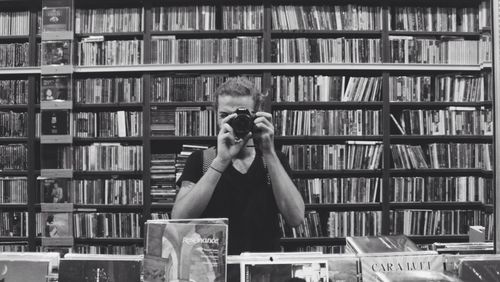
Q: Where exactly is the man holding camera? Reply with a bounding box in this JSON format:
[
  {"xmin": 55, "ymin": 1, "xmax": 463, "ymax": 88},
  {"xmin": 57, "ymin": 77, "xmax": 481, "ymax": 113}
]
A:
[{"xmin": 172, "ymin": 77, "xmax": 305, "ymax": 256}]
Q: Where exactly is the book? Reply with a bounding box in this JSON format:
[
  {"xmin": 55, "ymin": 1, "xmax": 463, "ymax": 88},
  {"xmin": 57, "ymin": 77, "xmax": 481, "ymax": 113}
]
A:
[
  {"xmin": 41, "ymin": 76, "xmax": 71, "ymax": 102},
  {"xmin": 41, "ymin": 110, "xmax": 70, "ymax": 135},
  {"xmin": 459, "ymin": 257, "xmax": 500, "ymax": 281},
  {"xmin": 73, "ymin": 213, "xmax": 141, "ymax": 238},
  {"xmin": 0, "ymin": 144, "xmax": 27, "ymax": 170},
  {"xmin": 0, "ymin": 260, "xmax": 50, "ymax": 282},
  {"xmin": 375, "ymin": 271, "xmax": 461, "ymax": 282},
  {"xmin": 346, "ymin": 235, "xmax": 421, "ymax": 254},
  {"xmin": 0, "ymin": 43, "xmax": 30, "ymax": 67},
  {"xmin": 59, "ymin": 257, "xmax": 141, "ymax": 282},
  {"xmin": 0, "ymin": 177, "xmax": 28, "ymax": 204},
  {"xmin": 42, "ymin": 41, "xmax": 71, "ymax": 66},
  {"xmin": 42, "ymin": 6, "xmax": 71, "ymax": 32},
  {"xmin": 144, "ymin": 218, "xmax": 228, "ymax": 282},
  {"xmin": 40, "ymin": 178, "xmax": 69, "ymax": 204},
  {"xmin": 0, "ymin": 11, "xmax": 29, "ymax": 36},
  {"xmin": 0, "ymin": 212, "xmax": 28, "ymax": 236},
  {"xmin": 0, "ymin": 80, "xmax": 29, "ymax": 105}
]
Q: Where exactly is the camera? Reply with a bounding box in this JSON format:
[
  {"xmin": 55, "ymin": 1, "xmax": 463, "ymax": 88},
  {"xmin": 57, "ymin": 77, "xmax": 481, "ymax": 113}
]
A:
[{"xmin": 228, "ymin": 108, "xmax": 255, "ymax": 139}]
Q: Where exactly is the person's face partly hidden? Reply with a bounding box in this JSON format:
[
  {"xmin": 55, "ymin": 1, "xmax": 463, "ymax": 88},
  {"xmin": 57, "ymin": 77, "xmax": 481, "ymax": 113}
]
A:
[{"xmin": 217, "ymin": 95, "xmax": 255, "ymax": 128}]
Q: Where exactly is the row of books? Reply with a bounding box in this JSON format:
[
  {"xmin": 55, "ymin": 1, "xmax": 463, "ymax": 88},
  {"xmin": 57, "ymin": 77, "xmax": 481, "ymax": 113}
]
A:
[
  {"xmin": 389, "ymin": 37, "xmax": 480, "ymax": 64},
  {"xmin": 390, "ymin": 7, "xmax": 479, "ymax": 32},
  {"xmin": 391, "ymin": 143, "xmax": 492, "ymax": 170},
  {"xmin": 0, "ymin": 43, "xmax": 31, "ymax": 67},
  {"xmin": 77, "ymin": 39, "xmax": 143, "ymax": 66},
  {"xmin": 151, "ymin": 145, "xmax": 207, "ymax": 203},
  {"xmin": 274, "ymin": 110, "xmax": 381, "ymax": 136},
  {"xmin": 71, "ymin": 244, "xmax": 143, "ymax": 255},
  {"xmin": 294, "ymin": 177, "xmax": 382, "ymax": 204},
  {"xmin": 480, "ymin": 34, "xmax": 492, "ymax": 62},
  {"xmin": 272, "ymin": 5, "xmax": 382, "ymax": 31},
  {"xmin": 285, "ymin": 245, "xmax": 345, "ymax": 254},
  {"xmin": 389, "ymin": 74, "xmax": 492, "ymax": 102},
  {"xmin": 280, "ymin": 211, "xmax": 383, "ymax": 238},
  {"xmin": 73, "ymin": 144, "xmax": 143, "ymax": 171},
  {"xmin": 222, "ymin": 6, "xmax": 263, "ymax": 30},
  {"xmin": 74, "ymin": 111, "xmax": 143, "ymax": 137},
  {"xmin": 394, "ymin": 108, "xmax": 493, "ymax": 135},
  {"xmin": 0, "ymin": 243, "xmax": 27, "ymax": 252},
  {"xmin": 75, "ymin": 8, "xmax": 144, "ymax": 33},
  {"xmin": 151, "ymin": 107, "xmax": 217, "ymax": 136},
  {"xmin": 282, "ymin": 144, "xmax": 383, "ymax": 170},
  {"xmin": 40, "ymin": 179, "xmax": 143, "ymax": 205},
  {"xmin": 151, "ymin": 75, "xmax": 261, "ymax": 103},
  {"xmin": 272, "ymin": 38, "xmax": 381, "ymax": 63},
  {"xmin": 391, "ymin": 176, "xmax": 492, "ymax": 203},
  {"xmin": 0, "ymin": 177, "xmax": 27, "ymax": 204},
  {"xmin": 72, "ymin": 213, "xmax": 141, "ymax": 239},
  {"xmin": 0, "ymin": 11, "xmax": 30, "ymax": 36},
  {"xmin": 0, "ymin": 144, "xmax": 27, "ymax": 170},
  {"xmin": 75, "ymin": 77, "xmax": 143, "ymax": 104},
  {"xmin": 151, "ymin": 37, "xmax": 263, "ymax": 64},
  {"xmin": 0, "ymin": 111, "xmax": 27, "ymax": 137},
  {"xmin": 0, "ymin": 80, "xmax": 29, "ymax": 105},
  {"xmin": 274, "ymin": 76, "xmax": 382, "ymax": 102},
  {"xmin": 0, "ymin": 212, "xmax": 27, "ymax": 236},
  {"xmin": 152, "ymin": 6, "xmax": 215, "ymax": 31},
  {"xmin": 390, "ymin": 210, "xmax": 487, "ymax": 236}
]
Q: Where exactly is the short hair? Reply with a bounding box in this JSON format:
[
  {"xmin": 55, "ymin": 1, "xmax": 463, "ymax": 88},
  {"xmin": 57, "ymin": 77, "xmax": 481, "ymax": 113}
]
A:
[{"xmin": 213, "ymin": 77, "xmax": 264, "ymax": 112}]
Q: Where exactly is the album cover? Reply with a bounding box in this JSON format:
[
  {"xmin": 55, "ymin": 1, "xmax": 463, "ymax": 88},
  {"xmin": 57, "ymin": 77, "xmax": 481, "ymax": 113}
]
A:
[
  {"xmin": 346, "ymin": 235, "xmax": 422, "ymax": 254},
  {"xmin": 41, "ymin": 76, "xmax": 71, "ymax": 101},
  {"xmin": 42, "ymin": 7, "xmax": 70, "ymax": 32},
  {"xmin": 144, "ymin": 218, "xmax": 228, "ymax": 282},
  {"xmin": 459, "ymin": 257, "xmax": 500, "ymax": 282},
  {"xmin": 40, "ymin": 178, "xmax": 69, "ymax": 203},
  {"xmin": 59, "ymin": 259, "xmax": 141, "ymax": 282},
  {"xmin": 41, "ymin": 111, "xmax": 70, "ymax": 135},
  {"xmin": 375, "ymin": 271, "xmax": 461, "ymax": 282},
  {"xmin": 245, "ymin": 262, "xmax": 329, "ymax": 282},
  {"xmin": 38, "ymin": 212, "xmax": 72, "ymax": 238},
  {"xmin": 42, "ymin": 41, "xmax": 71, "ymax": 66},
  {"xmin": 0, "ymin": 260, "xmax": 50, "ymax": 282}
]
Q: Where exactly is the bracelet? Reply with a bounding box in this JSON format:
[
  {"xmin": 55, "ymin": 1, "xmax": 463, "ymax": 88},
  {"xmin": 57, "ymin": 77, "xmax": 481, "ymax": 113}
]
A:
[{"xmin": 210, "ymin": 165, "xmax": 223, "ymax": 174}]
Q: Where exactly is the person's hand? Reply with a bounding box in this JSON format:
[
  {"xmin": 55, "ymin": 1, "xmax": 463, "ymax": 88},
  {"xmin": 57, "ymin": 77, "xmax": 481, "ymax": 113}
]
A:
[
  {"xmin": 216, "ymin": 113, "xmax": 252, "ymax": 167},
  {"xmin": 253, "ymin": 112, "xmax": 275, "ymax": 155}
]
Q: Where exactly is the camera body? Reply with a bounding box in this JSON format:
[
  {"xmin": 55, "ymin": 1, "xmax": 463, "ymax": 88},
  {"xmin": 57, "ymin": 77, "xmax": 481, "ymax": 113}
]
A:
[{"xmin": 228, "ymin": 108, "xmax": 256, "ymax": 139}]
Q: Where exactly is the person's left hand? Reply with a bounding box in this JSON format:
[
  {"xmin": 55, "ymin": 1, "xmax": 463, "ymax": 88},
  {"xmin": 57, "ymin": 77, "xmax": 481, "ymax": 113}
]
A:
[{"xmin": 253, "ymin": 112, "xmax": 276, "ymax": 155}]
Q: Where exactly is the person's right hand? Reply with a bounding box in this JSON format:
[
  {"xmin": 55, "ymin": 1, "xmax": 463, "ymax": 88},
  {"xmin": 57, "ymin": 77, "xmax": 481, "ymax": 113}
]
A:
[{"xmin": 216, "ymin": 113, "xmax": 252, "ymax": 167}]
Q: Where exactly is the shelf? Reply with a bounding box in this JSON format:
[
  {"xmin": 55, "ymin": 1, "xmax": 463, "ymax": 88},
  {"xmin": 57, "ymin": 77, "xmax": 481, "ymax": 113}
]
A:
[
  {"xmin": 0, "ymin": 171, "xmax": 28, "ymax": 176},
  {"xmin": 0, "ymin": 237, "xmax": 28, "ymax": 242},
  {"xmin": 390, "ymin": 201, "xmax": 487, "ymax": 211},
  {"xmin": 390, "ymin": 135, "xmax": 493, "ymax": 143},
  {"xmin": 390, "ymin": 101, "xmax": 493, "ymax": 108},
  {"xmin": 73, "ymin": 137, "xmax": 143, "ymax": 143},
  {"xmin": 73, "ymin": 103, "xmax": 143, "ymax": 110},
  {"xmin": 0, "ymin": 137, "xmax": 28, "ymax": 143},
  {"xmin": 408, "ymin": 235, "xmax": 469, "ymax": 244},
  {"xmin": 276, "ymin": 136, "xmax": 383, "ymax": 144},
  {"xmin": 280, "ymin": 237, "xmax": 346, "ymax": 245},
  {"xmin": 0, "ymin": 104, "xmax": 28, "ymax": 110},
  {"xmin": 73, "ymin": 63, "xmax": 487, "ymax": 73},
  {"xmin": 388, "ymin": 31, "xmax": 481, "ymax": 38},
  {"xmin": 76, "ymin": 32, "xmax": 144, "ymax": 39},
  {"xmin": 151, "ymin": 203, "xmax": 175, "ymax": 210},
  {"xmin": 390, "ymin": 169, "xmax": 493, "ymax": 177},
  {"xmin": 292, "ymin": 170, "xmax": 383, "ymax": 178},
  {"xmin": 0, "ymin": 204, "xmax": 28, "ymax": 211},
  {"xmin": 151, "ymin": 136, "xmax": 216, "ymax": 142},
  {"xmin": 73, "ymin": 238, "xmax": 143, "ymax": 245},
  {"xmin": 72, "ymin": 171, "xmax": 143, "ymax": 178},
  {"xmin": 0, "ymin": 67, "xmax": 40, "ymax": 75},
  {"xmin": 305, "ymin": 203, "xmax": 381, "ymax": 211},
  {"xmin": 73, "ymin": 205, "xmax": 144, "ymax": 212},
  {"xmin": 271, "ymin": 30, "xmax": 382, "ymax": 38},
  {"xmin": 151, "ymin": 102, "xmax": 213, "ymax": 107},
  {"xmin": 151, "ymin": 30, "xmax": 263, "ymax": 38},
  {"xmin": 0, "ymin": 35, "xmax": 30, "ymax": 42},
  {"xmin": 272, "ymin": 101, "xmax": 383, "ymax": 109}
]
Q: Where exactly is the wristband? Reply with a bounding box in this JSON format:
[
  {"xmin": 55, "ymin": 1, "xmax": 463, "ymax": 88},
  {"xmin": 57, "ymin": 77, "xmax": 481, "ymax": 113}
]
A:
[{"xmin": 210, "ymin": 165, "xmax": 223, "ymax": 174}]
